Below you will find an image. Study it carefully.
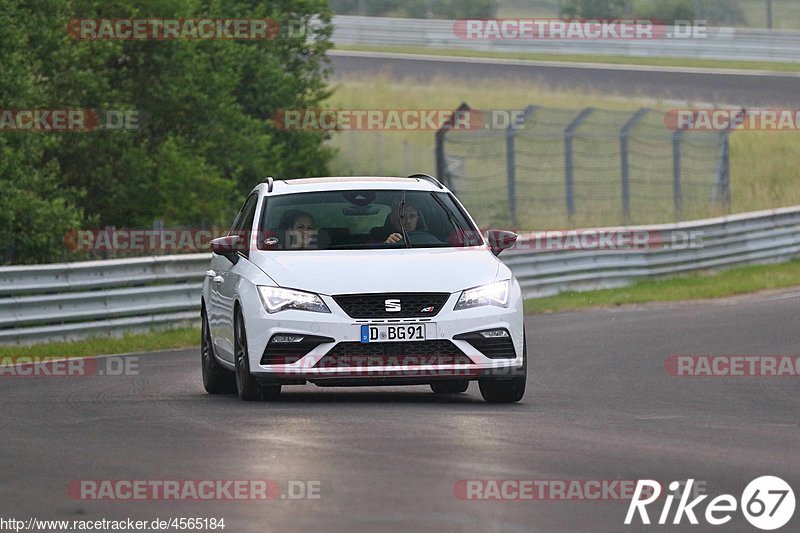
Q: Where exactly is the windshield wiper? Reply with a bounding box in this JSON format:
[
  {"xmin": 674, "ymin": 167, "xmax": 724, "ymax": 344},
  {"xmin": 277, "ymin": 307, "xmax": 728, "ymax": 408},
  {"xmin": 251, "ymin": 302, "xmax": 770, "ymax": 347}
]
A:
[
  {"xmin": 398, "ymin": 190, "xmax": 411, "ymax": 248},
  {"xmin": 430, "ymin": 192, "xmax": 468, "ymax": 236}
]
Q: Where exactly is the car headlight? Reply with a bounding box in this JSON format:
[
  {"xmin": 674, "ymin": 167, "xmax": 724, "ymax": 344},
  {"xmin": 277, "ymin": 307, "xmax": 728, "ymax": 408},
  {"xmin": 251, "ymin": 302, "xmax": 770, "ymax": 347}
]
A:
[
  {"xmin": 257, "ymin": 286, "xmax": 331, "ymax": 314},
  {"xmin": 454, "ymin": 280, "xmax": 510, "ymax": 310}
]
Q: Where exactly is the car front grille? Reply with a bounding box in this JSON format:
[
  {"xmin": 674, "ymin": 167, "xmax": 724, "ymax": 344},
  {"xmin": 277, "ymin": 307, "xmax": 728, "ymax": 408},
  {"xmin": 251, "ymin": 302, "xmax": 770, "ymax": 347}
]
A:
[
  {"xmin": 332, "ymin": 292, "xmax": 450, "ymax": 318},
  {"xmin": 314, "ymin": 340, "xmax": 473, "ymax": 368}
]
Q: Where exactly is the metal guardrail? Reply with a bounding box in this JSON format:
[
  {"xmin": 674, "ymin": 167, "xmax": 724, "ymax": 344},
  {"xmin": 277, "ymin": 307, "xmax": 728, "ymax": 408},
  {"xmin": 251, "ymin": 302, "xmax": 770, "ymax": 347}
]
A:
[
  {"xmin": 504, "ymin": 205, "xmax": 800, "ymax": 297},
  {"xmin": 2, "ymin": 205, "xmax": 800, "ymax": 344},
  {"xmin": 0, "ymin": 255, "xmax": 208, "ymax": 345},
  {"xmin": 332, "ymin": 16, "xmax": 800, "ymax": 63}
]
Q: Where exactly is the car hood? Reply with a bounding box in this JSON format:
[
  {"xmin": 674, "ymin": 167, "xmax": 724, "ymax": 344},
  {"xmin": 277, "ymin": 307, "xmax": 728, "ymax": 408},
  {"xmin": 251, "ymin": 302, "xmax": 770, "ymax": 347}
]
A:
[{"xmin": 249, "ymin": 247, "xmax": 504, "ymax": 295}]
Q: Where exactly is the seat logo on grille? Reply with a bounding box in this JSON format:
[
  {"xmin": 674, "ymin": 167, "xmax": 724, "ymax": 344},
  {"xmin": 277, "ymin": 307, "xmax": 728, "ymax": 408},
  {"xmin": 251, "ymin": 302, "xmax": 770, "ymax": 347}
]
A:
[{"xmin": 384, "ymin": 299, "xmax": 401, "ymax": 312}]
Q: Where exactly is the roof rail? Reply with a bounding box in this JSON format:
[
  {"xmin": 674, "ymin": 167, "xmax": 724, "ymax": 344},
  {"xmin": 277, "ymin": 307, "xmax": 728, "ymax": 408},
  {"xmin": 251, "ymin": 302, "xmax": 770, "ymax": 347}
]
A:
[
  {"xmin": 407, "ymin": 173, "xmax": 444, "ymax": 189},
  {"xmin": 261, "ymin": 176, "xmax": 274, "ymax": 192}
]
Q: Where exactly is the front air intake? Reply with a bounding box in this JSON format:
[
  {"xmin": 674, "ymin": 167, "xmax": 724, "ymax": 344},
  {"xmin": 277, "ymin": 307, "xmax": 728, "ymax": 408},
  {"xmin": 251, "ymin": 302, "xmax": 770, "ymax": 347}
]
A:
[
  {"xmin": 260, "ymin": 334, "xmax": 334, "ymax": 365},
  {"xmin": 454, "ymin": 329, "xmax": 517, "ymax": 359}
]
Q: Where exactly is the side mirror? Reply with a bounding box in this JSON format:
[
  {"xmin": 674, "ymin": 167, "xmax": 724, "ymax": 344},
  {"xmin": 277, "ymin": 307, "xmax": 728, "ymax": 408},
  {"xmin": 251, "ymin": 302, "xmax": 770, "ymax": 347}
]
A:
[
  {"xmin": 210, "ymin": 235, "xmax": 242, "ymax": 264},
  {"xmin": 487, "ymin": 229, "xmax": 518, "ymax": 256}
]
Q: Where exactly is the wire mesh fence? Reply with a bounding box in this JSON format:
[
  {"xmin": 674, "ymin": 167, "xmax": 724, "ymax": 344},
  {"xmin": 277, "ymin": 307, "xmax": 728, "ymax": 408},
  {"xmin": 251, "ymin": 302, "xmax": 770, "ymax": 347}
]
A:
[{"xmin": 437, "ymin": 103, "xmax": 731, "ymax": 230}]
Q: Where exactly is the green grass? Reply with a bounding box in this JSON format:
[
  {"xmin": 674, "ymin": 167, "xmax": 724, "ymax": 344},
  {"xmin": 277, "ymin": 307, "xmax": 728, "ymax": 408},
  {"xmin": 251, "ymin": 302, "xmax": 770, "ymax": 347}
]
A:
[
  {"xmin": 334, "ymin": 44, "xmax": 800, "ymax": 73},
  {"xmin": 740, "ymin": 0, "xmax": 800, "ymax": 30},
  {"xmin": 524, "ymin": 259, "xmax": 800, "ymax": 314},
  {"xmin": 0, "ymin": 327, "xmax": 199, "ymax": 360}
]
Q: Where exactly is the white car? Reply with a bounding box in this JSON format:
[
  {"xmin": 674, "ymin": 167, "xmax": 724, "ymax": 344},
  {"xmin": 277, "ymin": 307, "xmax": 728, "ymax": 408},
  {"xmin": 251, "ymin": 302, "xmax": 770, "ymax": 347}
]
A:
[{"xmin": 201, "ymin": 174, "xmax": 526, "ymax": 403}]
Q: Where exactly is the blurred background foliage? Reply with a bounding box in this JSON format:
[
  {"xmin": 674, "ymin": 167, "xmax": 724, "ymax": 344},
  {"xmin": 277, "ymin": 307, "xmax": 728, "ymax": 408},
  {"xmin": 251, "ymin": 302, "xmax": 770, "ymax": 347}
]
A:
[
  {"xmin": 1, "ymin": 0, "xmax": 793, "ymax": 264},
  {"xmin": 0, "ymin": 0, "xmax": 333, "ymax": 264},
  {"xmin": 330, "ymin": 0, "xmax": 758, "ymax": 27}
]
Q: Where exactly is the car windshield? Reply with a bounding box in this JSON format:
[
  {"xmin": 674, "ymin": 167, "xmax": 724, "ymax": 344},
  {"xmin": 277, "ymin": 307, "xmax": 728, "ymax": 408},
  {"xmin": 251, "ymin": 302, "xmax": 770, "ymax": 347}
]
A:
[{"xmin": 257, "ymin": 189, "xmax": 483, "ymax": 250}]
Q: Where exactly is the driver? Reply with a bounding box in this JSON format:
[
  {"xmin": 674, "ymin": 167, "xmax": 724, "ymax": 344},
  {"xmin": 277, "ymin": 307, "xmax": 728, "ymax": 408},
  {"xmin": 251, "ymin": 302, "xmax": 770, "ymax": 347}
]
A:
[{"xmin": 380, "ymin": 202, "xmax": 420, "ymax": 244}]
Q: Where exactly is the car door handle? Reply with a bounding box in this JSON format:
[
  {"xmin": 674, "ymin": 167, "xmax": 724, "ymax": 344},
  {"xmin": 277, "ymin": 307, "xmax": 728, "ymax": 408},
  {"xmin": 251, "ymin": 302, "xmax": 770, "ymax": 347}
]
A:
[
  {"xmin": 206, "ymin": 270, "xmax": 216, "ymax": 278},
  {"xmin": 211, "ymin": 275, "xmax": 224, "ymax": 284}
]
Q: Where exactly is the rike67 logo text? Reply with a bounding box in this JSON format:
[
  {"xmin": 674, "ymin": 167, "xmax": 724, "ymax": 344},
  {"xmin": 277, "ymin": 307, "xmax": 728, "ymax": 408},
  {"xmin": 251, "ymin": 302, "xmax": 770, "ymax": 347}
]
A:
[{"xmin": 625, "ymin": 477, "xmax": 795, "ymax": 530}]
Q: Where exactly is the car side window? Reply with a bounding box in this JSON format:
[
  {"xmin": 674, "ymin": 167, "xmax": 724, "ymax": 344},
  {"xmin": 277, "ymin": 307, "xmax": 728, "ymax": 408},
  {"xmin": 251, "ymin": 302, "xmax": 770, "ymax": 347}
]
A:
[
  {"xmin": 228, "ymin": 198, "xmax": 247, "ymax": 235},
  {"xmin": 230, "ymin": 193, "xmax": 259, "ymax": 255}
]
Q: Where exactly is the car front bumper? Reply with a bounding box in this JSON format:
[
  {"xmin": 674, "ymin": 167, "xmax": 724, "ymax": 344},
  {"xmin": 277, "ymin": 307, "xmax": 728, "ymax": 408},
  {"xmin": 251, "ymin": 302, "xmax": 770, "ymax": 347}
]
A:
[{"xmin": 241, "ymin": 290, "xmax": 525, "ymax": 384}]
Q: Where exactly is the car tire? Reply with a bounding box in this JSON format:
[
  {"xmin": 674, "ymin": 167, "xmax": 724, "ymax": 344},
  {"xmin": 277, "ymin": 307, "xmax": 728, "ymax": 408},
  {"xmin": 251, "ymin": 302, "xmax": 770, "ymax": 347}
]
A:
[
  {"xmin": 201, "ymin": 306, "xmax": 235, "ymax": 394},
  {"xmin": 234, "ymin": 308, "xmax": 279, "ymax": 401},
  {"xmin": 478, "ymin": 328, "xmax": 527, "ymax": 404},
  {"xmin": 430, "ymin": 380, "xmax": 469, "ymax": 394}
]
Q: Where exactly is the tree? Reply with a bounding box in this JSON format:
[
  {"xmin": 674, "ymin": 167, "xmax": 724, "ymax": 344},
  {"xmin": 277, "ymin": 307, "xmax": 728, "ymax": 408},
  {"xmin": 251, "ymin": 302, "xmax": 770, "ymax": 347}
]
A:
[{"xmin": 0, "ymin": 1, "xmax": 83, "ymax": 264}]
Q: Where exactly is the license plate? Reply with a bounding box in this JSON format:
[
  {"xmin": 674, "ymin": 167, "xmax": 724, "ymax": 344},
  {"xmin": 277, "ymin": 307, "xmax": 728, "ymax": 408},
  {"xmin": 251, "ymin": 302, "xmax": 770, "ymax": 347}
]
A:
[{"xmin": 361, "ymin": 324, "xmax": 427, "ymax": 343}]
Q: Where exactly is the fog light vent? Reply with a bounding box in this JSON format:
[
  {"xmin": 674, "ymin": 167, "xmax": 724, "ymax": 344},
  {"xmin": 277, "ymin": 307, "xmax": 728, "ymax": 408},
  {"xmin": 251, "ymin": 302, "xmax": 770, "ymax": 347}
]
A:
[
  {"xmin": 272, "ymin": 334, "xmax": 305, "ymax": 343},
  {"xmin": 261, "ymin": 334, "xmax": 334, "ymax": 364},
  {"xmin": 454, "ymin": 329, "xmax": 516, "ymax": 359},
  {"xmin": 480, "ymin": 329, "xmax": 510, "ymax": 339}
]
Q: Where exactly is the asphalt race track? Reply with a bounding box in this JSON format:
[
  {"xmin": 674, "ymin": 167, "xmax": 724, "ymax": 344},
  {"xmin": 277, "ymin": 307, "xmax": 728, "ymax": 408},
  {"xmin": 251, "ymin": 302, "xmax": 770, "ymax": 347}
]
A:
[
  {"xmin": 330, "ymin": 51, "xmax": 800, "ymax": 108},
  {"xmin": 2, "ymin": 291, "xmax": 799, "ymax": 532}
]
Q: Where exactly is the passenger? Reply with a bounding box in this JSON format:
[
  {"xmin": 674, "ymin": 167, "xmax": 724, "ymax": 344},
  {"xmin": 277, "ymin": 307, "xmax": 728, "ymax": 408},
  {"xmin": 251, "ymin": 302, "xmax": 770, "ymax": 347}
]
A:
[{"xmin": 278, "ymin": 210, "xmax": 315, "ymax": 249}]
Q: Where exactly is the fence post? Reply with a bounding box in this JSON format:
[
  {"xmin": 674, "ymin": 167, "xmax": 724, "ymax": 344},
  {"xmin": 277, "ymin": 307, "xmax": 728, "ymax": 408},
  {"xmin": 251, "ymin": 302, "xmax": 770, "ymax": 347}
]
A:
[
  {"xmin": 506, "ymin": 127, "xmax": 517, "ymax": 228},
  {"xmin": 767, "ymin": 0, "xmax": 773, "ymax": 29},
  {"xmin": 103, "ymin": 226, "xmax": 115, "ymax": 260},
  {"xmin": 375, "ymin": 132, "xmax": 383, "ymax": 175},
  {"xmin": 153, "ymin": 220, "xmax": 165, "ymax": 257},
  {"xmin": 717, "ymin": 131, "xmax": 732, "ymax": 207},
  {"xmin": 564, "ymin": 108, "xmax": 595, "ymax": 219},
  {"xmin": 402, "ymin": 140, "xmax": 410, "ymax": 175},
  {"xmin": 620, "ymin": 108, "xmax": 649, "ymax": 224},
  {"xmin": 672, "ymin": 130, "xmax": 683, "ymax": 217},
  {"xmin": 348, "ymin": 132, "xmax": 357, "ymax": 171},
  {"xmin": 435, "ymin": 102, "xmax": 471, "ymax": 190},
  {"xmin": 505, "ymin": 105, "xmax": 538, "ymax": 229}
]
